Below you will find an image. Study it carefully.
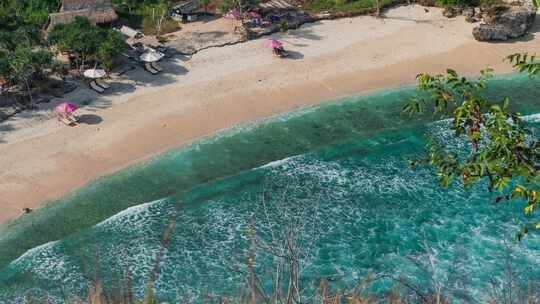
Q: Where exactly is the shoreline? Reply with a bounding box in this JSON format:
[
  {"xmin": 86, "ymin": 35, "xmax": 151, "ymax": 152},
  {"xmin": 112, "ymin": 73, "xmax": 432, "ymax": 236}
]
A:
[{"xmin": 2, "ymin": 5, "xmax": 540, "ymax": 227}]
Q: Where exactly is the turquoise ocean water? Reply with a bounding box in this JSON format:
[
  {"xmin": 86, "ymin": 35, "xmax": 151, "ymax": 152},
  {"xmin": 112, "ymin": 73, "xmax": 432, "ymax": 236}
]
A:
[{"xmin": 1, "ymin": 74, "xmax": 540, "ymax": 302}]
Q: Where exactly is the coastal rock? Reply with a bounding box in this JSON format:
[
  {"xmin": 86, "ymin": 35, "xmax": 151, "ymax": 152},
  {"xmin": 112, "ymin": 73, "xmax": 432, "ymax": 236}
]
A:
[
  {"xmin": 472, "ymin": 5, "xmax": 537, "ymax": 41},
  {"xmin": 474, "ymin": 7, "xmax": 482, "ymax": 16},
  {"xmin": 464, "ymin": 6, "xmax": 479, "ymax": 22},
  {"xmin": 464, "ymin": 6, "xmax": 475, "ymax": 18}
]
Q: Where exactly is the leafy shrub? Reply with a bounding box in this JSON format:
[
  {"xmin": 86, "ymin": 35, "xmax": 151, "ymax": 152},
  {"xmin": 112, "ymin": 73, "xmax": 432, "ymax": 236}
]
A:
[
  {"xmin": 142, "ymin": 16, "xmax": 179, "ymax": 35},
  {"xmin": 302, "ymin": 0, "xmax": 392, "ymax": 13},
  {"xmin": 0, "ymin": 0, "xmax": 59, "ymax": 26},
  {"xmin": 479, "ymin": 0, "xmax": 505, "ymax": 9},
  {"xmin": 220, "ymin": 0, "xmax": 260, "ymax": 13},
  {"xmin": 48, "ymin": 17, "xmax": 126, "ymax": 70},
  {"xmin": 161, "ymin": 19, "xmax": 180, "ymax": 34},
  {"xmin": 417, "ymin": 0, "xmax": 436, "ymax": 6},
  {"xmin": 219, "ymin": 0, "xmax": 234, "ymax": 12},
  {"xmin": 280, "ymin": 20, "xmax": 289, "ymax": 32},
  {"xmin": 435, "ymin": 0, "xmax": 470, "ymax": 7}
]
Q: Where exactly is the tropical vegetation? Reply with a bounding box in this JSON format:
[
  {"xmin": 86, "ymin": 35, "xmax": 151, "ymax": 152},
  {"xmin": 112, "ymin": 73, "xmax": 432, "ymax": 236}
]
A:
[
  {"xmin": 0, "ymin": 0, "xmax": 60, "ymax": 26},
  {"xmin": 0, "ymin": 2, "xmax": 125, "ymax": 104},
  {"xmin": 404, "ymin": 55, "xmax": 540, "ymax": 239},
  {"xmin": 112, "ymin": 0, "xmax": 180, "ymax": 35},
  {"xmin": 48, "ymin": 17, "xmax": 126, "ymax": 70},
  {"xmin": 0, "ymin": 11, "xmax": 56, "ymax": 104},
  {"xmin": 302, "ymin": 0, "xmax": 392, "ymax": 14}
]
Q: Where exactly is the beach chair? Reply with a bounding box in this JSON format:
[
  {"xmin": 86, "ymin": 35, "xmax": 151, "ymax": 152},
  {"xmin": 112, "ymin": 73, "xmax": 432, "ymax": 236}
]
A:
[
  {"xmin": 69, "ymin": 115, "xmax": 79, "ymax": 123},
  {"xmin": 121, "ymin": 52, "xmax": 135, "ymax": 60},
  {"xmin": 89, "ymin": 80, "xmax": 105, "ymax": 93},
  {"xmin": 95, "ymin": 79, "xmax": 111, "ymax": 89},
  {"xmin": 58, "ymin": 115, "xmax": 77, "ymax": 126},
  {"xmin": 150, "ymin": 62, "xmax": 163, "ymax": 72},
  {"xmin": 273, "ymin": 47, "xmax": 289, "ymax": 58},
  {"xmin": 144, "ymin": 62, "xmax": 160, "ymax": 75},
  {"xmin": 131, "ymin": 42, "xmax": 146, "ymax": 53}
]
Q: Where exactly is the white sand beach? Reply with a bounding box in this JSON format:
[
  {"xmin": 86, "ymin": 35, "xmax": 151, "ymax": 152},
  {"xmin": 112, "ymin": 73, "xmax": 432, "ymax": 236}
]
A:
[{"xmin": 1, "ymin": 5, "xmax": 540, "ymax": 225}]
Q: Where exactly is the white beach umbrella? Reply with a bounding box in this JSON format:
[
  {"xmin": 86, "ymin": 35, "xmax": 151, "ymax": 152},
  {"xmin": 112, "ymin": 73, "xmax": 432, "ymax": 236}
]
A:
[
  {"xmin": 139, "ymin": 51, "xmax": 164, "ymax": 63},
  {"xmin": 83, "ymin": 68, "xmax": 106, "ymax": 79}
]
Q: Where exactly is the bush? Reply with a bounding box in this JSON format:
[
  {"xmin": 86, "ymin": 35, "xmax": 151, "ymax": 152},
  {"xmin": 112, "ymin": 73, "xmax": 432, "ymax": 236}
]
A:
[
  {"xmin": 48, "ymin": 17, "xmax": 126, "ymax": 70},
  {"xmin": 479, "ymin": 0, "xmax": 505, "ymax": 9},
  {"xmin": 280, "ymin": 20, "xmax": 289, "ymax": 32},
  {"xmin": 219, "ymin": 0, "xmax": 260, "ymax": 13},
  {"xmin": 142, "ymin": 16, "xmax": 180, "ymax": 35},
  {"xmin": 160, "ymin": 19, "xmax": 180, "ymax": 34},
  {"xmin": 302, "ymin": 0, "xmax": 392, "ymax": 13},
  {"xmin": 435, "ymin": 0, "xmax": 470, "ymax": 7},
  {"xmin": 219, "ymin": 0, "xmax": 234, "ymax": 12},
  {"xmin": 417, "ymin": 0, "xmax": 436, "ymax": 6}
]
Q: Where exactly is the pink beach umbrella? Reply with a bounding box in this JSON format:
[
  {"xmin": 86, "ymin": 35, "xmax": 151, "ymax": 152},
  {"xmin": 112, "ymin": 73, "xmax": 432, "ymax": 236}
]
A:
[
  {"xmin": 264, "ymin": 39, "xmax": 283, "ymax": 49},
  {"xmin": 224, "ymin": 9, "xmax": 241, "ymax": 20},
  {"xmin": 55, "ymin": 102, "xmax": 79, "ymax": 114},
  {"xmin": 247, "ymin": 11, "xmax": 261, "ymax": 19}
]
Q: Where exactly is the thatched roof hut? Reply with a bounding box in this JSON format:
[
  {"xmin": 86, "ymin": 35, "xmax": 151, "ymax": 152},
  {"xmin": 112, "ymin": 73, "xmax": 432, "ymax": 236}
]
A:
[{"xmin": 47, "ymin": 0, "xmax": 118, "ymax": 30}]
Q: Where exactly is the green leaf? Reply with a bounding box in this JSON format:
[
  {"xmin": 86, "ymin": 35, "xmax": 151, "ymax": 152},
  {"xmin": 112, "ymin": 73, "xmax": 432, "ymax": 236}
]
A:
[{"xmin": 404, "ymin": 64, "xmax": 540, "ymax": 240}]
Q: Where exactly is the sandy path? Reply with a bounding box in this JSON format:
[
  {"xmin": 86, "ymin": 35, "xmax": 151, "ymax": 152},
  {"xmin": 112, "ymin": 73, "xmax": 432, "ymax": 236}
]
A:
[{"xmin": 1, "ymin": 5, "xmax": 540, "ymax": 225}]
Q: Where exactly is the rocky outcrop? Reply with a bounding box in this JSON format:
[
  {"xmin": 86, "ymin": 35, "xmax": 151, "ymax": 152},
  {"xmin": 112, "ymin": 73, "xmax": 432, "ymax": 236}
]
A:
[
  {"xmin": 472, "ymin": 5, "xmax": 537, "ymax": 41},
  {"xmin": 464, "ymin": 6, "xmax": 480, "ymax": 22},
  {"xmin": 442, "ymin": 6, "xmax": 458, "ymax": 17}
]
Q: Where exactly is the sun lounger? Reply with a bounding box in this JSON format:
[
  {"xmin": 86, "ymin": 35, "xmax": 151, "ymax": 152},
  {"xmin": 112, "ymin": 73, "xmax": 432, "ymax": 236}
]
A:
[
  {"xmin": 58, "ymin": 116, "xmax": 76, "ymax": 126},
  {"xmin": 150, "ymin": 62, "xmax": 163, "ymax": 72},
  {"xmin": 69, "ymin": 115, "xmax": 79, "ymax": 123},
  {"xmin": 132, "ymin": 42, "xmax": 146, "ymax": 53},
  {"xmin": 89, "ymin": 80, "xmax": 105, "ymax": 93},
  {"xmin": 121, "ymin": 52, "xmax": 134, "ymax": 60},
  {"xmin": 144, "ymin": 62, "xmax": 160, "ymax": 75},
  {"xmin": 95, "ymin": 79, "xmax": 111, "ymax": 89},
  {"xmin": 273, "ymin": 47, "xmax": 289, "ymax": 58}
]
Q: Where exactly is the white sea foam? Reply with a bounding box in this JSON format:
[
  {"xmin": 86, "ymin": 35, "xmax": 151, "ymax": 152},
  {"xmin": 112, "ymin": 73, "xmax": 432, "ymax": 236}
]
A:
[
  {"xmin": 523, "ymin": 112, "xmax": 540, "ymax": 122},
  {"xmin": 8, "ymin": 239, "xmax": 83, "ymax": 286},
  {"xmin": 259, "ymin": 155, "xmax": 298, "ymax": 169},
  {"xmin": 95, "ymin": 198, "xmax": 166, "ymax": 228},
  {"xmin": 4, "ymin": 106, "xmax": 540, "ymax": 302},
  {"xmin": 10, "ymin": 240, "xmax": 59, "ymax": 266}
]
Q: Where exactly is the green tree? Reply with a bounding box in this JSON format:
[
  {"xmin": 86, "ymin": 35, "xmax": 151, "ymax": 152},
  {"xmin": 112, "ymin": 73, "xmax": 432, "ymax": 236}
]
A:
[
  {"xmin": 507, "ymin": 53, "xmax": 540, "ymax": 76},
  {"xmin": 0, "ymin": 0, "xmax": 60, "ymax": 26},
  {"xmin": 0, "ymin": 22, "xmax": 53, "ymax": 104},
  {"xmin": 97, "ymin": 30, "xmax": 126, "ymax": 69},
  {"xmin": 112, "ymin": 0, "xmax": 140, "ymax": 13},
  {"xmin": 0, "ymin": 46, "xmax": 53, "ymax": 105},
  {"xmin": 147, "ymin": 1, "xmax": 171, "ymax": 37},
  {"xmin": 404, "ymin": 66, "xmax": 540, "ymax": 240},
  {"xmin": 48, "ymin": 17, "xmax": 125, "ymax": 71}
]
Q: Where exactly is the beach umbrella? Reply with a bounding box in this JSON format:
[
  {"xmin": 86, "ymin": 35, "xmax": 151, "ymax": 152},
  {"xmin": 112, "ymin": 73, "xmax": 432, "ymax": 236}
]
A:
[
  {"xmin": 247, "ymin": 11, "xmax": 261, "ymax": 19},
  {"xmin": 264, "ymin": 39, "xmax": 283, "ymax": 49},
  {"xmin": 224, "ymin": 9, "xmax": 241, "ymax": 20},
  {"xmin": 83, "ymin": 68, "xmax": 106, "ymax": 79},
  {"xmin": 139, "ymin": 51, "xmax": 164, "ymax": 62},
  {"xmin": 224, "ymin": 9, "xmax": 242, "ymax": 31},
  {"xmin": 55, "ymin": 102, "xmax": 79, "ymax": 114}
]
